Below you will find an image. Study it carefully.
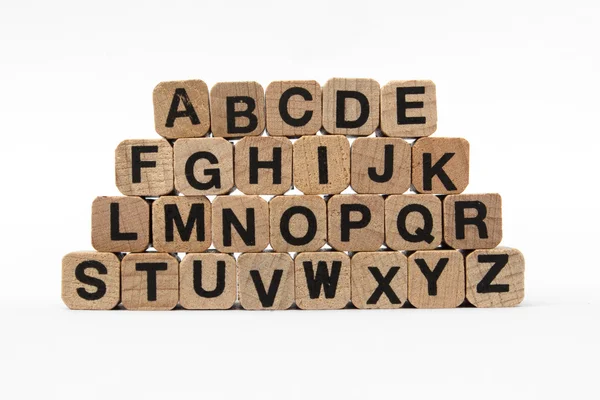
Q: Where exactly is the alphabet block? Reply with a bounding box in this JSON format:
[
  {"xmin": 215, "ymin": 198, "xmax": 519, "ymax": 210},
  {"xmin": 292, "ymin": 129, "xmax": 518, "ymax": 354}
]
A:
[
  {"xmin": 173, "ymin": 138, "xmax": 234, "ymax": 195},
  {"xmin": 322, "ymin": 78, "xmax": 380, "ymax": 136},
  {"xmin": 295, "ymin": 251, "xmax": 350, "ymax": 309},
  {"xmin": 91, "ymin": 196, "xmax": 150, "ymax": 253},
  {"xmin": 121, "ymin": 252, "xmax": 179, "ymax": 310},
  {"xmin": 327, "ymin": 194, "xmax": 384, "ymax": 252},
  {"xmin": 412, "ymin": 137, "xmax": 469, "ymax": 194},
  {"xmin": 115, "ymin": 139, "xmax": 174, "ymax": 196},
  {"xmin": 153, "ymin": 80, "xmax": 210, "ymax": 139},
  {"xmin": 350, "ymin": 137, "xmax": 411, "ymax": 194},
  {"xmin": 62, "ymin": 251, "xmax": 120, "ymax": 310},
  {"xmin": 210, "ymin": 81, "xmax": 265, "ymax": 138},
  {"xmin": 351, "ymin": 251, "xmax": 407, "ymax": 309},
  {"xmin": 466, "ymin": 247, "xmax": 524, "ymax": 307},
  {"xmin": 443, "ymin": 193, "xmax": 502, "ymax": 249},
  {"xmin": 408, "ymin": 250, "xmax": 465, "ymax": 308},
  {"xmin": 238, "ymin": 252, "xmax": 294, "ymax": 310},
  {"xmin": 234, "ymin": 136, "xmax": 293, "ymax": 195},
  {"xmin": 212, "ymin": 195, "xmax": 269, "ymax": 253},
  {"xmin": 179, "ymin": 252, "xmax": 237, "ymax": 310},
  {"xmin": 380, "ymin": 80, "xmax": 437, "ymax": 137},
  {"xmin": 293, "ymin": 135, "xmax": 350, "ymax": 194},
  {"xmin": 266, "ymin": 80, "xmax": 321, "ymax": 137},
  {"xmin": 384, "ymin": 194, "xmax": 442, "ymax": 251},
  {"xmin": 152, "ymin": 196, "xmax": 211, "ymax": 253}
]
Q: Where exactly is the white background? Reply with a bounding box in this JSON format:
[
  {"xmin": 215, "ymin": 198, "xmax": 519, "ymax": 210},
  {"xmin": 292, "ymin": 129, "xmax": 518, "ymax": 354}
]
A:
[{"xmin": 0, "ymin": 0, "xmax": 598, "ymax": 399}]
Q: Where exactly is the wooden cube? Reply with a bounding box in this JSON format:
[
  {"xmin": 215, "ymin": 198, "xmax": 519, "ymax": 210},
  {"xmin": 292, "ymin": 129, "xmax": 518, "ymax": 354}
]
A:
[
  {"xmin": 408, "ymin": 250, "xmax": 465, "ymax": 308},
  {"xmin": 466, "ymin": 247, "xmax": 525, "ymax": 307},
  {"xmin": 115, "ymin": 139, "xmax": 174, "ymax": 196},
  {"xmin": 327, "ymin": 194, "xmax": 384, "ymax": 252},
  {"xmin": 295, "ymin": 251, "xmax": 350, "ymax": 310},
  {"xmin": 152, "ymin": 196, "xmax": 211, "ymax": 253},
  {"xmin": 210, "ymin": 81, "xmax": 265, "ymax": 138},
  {"xmin": 269, "ymin": 195, "xmax": 327, "ymax": 253},
  {"xmin": 238, "ymin": 252, "xmax": 294, "ymax": 310},
  {"xmin": 350, "ymin": 137, "xmax": 411, "ymax": 194},
  {"xmin": 179, "ymin": 252, "xmax": 237, "ymax": 310},
  {"xmin": 153, "ymin": 80, "xmax": 210, "ymax": 139},
  {"xmin": 212, "ymin": 195, "xmax": 269, "ymax": 253},
  {"xmin": 351, "ymin": 251, "xmax": 407, "ymax": 309},
  {"xmin": 322, "ymin": 78, "xmax": 380, "ymax": 136},
  {"xmin": 121, "ymin": 252, "xmax": 179, "ymax": 310},
  {"xmin": 380, "ymin": 80, "xmax": 437, "ymax": 137},
  {"xmin": 266, "ymin": 80, "xmax": 321, "ymax": 137},
  {"xmin": 385, "ymin": 194, "xmax": 442, "ymax": 251},
  {"xmin": 412, "ymin": 137, "xmax": 469, "ymax": 194},
  {"xmin": 62, "ymin": 251, "xmax": 120, "ymax": 310},
  {"xmin": 293, "ymin": 135, "xmax": 350, "ymax": 194},
  {"xmin": 234, "ymin": 136, "xmax": 293, "ymax": 195},
  {"xmin": 443, "ymin": 193, "xmax": 502, "ymax": 249},
  {"xmin": 91, "ymin": 196, "xmax": 150, "ymax": 253},
  {"xmin": 173, "ymin": 138, "xmax": 234, "ymax": 195}
]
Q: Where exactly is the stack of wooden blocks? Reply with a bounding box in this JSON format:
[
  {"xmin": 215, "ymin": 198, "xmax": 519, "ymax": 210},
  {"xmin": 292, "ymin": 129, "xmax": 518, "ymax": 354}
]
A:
[{"xmin": 62, "ymin": 78, "xmax": 525, "ymax": 311}]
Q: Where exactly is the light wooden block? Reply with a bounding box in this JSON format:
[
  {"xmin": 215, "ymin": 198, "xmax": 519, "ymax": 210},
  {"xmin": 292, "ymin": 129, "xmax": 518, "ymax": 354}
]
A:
[
  {"xmin": 351, "ymin": 251, "xmax": 407, "ymax": 309},
  {"xmin": 179, "ymin": 252, "xmax": 237, "ymax": 310},
  {"xmin": 293, "ymin": 135, "xmax": 350, "ymax": 194},
  {"xmin": 173, "ymin": 138, "xmax": 234, "ymax": 195},
  {"xmin": 121, "ymin": 252, "xmax": 179, "ymax": 310},
  {"xmin": 91, "ymin": 196, "xmax": 149, "ymax": 253},
  {"xmin": 234, "ymin": 136, "xmax": 293, "ymax": 195},
  {"xmin": 385, "ymin": 194, "xmax": 442, "ymax": 251},
  {"xmin": 210, "ymin": 81, "xmax": 265, "ymax": 138},
  {"xmin": 350, "ymin": 137, "xmax": 411, "ymax": 194},
  {"xmin": 266, "ymin": 80, "xmax": 321, "ymax": 137},
  {"xmin": 238, "ymin": 252, "xmax": 294, "ymax": 310},
  {"xmin": 153, "ymin": 80, "xmax": 210, "ymax": 139},
  {"xmin": 466, "ymin": 247, "xmax": 525, "ymax": 308},
  {"xmin": 322, "ymin": 78, "xmax": 380, "ymax": 136},
  {"xmin": 152, "ymin": 196, "xmax": 211, "ymax": 253},
  {"xmin": 212, "ymin": 195, "xmax": 269, "ymax": 253},
  {"xmin": 412, "ymin": 137, "xmax": 469, "ymax": 194},
  {"xmin": 295, "ymin": 251, "xmax": 350, "ymax": 310},
  {"xmin": 443, "ymin": 193, "xmax": 502, "ymax": 249},
  {"xmin": 115, "ymin": 139, "xmax": 174, "ymax": 196},
  {"xmin": 380, "ymin": 80, "xmax": 437, "ymax": 137},
  {"xmin": 62, "ymin": 251, "xmax": 120, "ymax": 310},
  {"xmin": 408, "ymin": 250, "xmax": 465, "ymax": 308},
  {"xmin": 327, "ymin": 194, "xmax": 384, "ymax": 252}
]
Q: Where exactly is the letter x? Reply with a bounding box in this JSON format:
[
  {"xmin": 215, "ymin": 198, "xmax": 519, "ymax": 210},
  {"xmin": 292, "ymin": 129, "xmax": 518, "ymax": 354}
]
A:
[{"xmin": 367, "ymin": 267, "xmax": 401, "ymax": 305}]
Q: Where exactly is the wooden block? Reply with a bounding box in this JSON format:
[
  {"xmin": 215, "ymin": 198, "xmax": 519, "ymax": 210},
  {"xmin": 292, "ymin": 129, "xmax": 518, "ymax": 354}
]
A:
[
  {"xmin": 91, "ymin": 196, "xmax": 149, "ymax": 253},
  {"xmin": 179, "ymin": 252, "xmax": 237, "ymax": 310},
  {"xmin": 234, "ymin": 136, "xmax": 293, "ymax": 195},
  {"xmin": 115, "ymin": 139, "xmax": 174, "ymax": 196},
  {"xmin": 121, "ymin": 252, "xmax": 179, "ymax": 310},
  {"xmin": 466, "ymin": 247, "xmax": 524, "ymax": 308},
  {"xmin": 295, "ymin": 251, "xmax": 350, "ymax": 309},
  {"xmin": 210, "ymin": 81, "xmax": 265, "ymax": 138},
  {"xmin": 351, "ymin": 251, "xmax": 407, "ymax": 309},
  {"xmin": 173, "ymin": 138, "xmax": 234, "ymax": 195},
  {"xmin": 212, "ymin": 195, "xmax": 269, "ymax": 253},
  {"xmin": 327, "ymin": 194, "xmax": 384, "ymax": 252},
  {"xmin": 238, "ymin": 252, "xmax": 294, "ymax": 310},
  {"xmin": 322, "ymin": 78, "xmax": 380, "ymax": 136},
  {"xmin": 269, "ymin": 195, "xmax": 327, "ymax": 253},
  {"xmin": 443, "ymin": 193, "xmax": 502, "ymax": 249},
  {"xmin": 293, "ymin": 135, "xmax": 350, "ymax": 194},
  {"xmin": 408, "ymin": 250, "xmax": 465, "ymax": 308},
  {"xmin": 380, "ymin": 80, "xmax": 437, "ymax": 137},
  {"xmin": 350, "ymin": 137, "xmax": 411, "ymax": 194},
  {"xmin": 152, "ymin": 196, "xmax": 211, "ymax": 253},
  {"xmin": 153, "ymin": 80, "xmax": 210, "ymax": 139},
  {"xmin": 266, "ymin": 80, "xmax": 321, "ymax": 137},
  {"xmin": 62, "ymin": 251, "xmax": 120, "ymax": 310},
  {"xmin": 412, "ymin": 137, "xmax": 469, "ymax": 194},
  {"xmin": 384, "ymin": 194, "xmax": 442, "ymax": 251}
]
